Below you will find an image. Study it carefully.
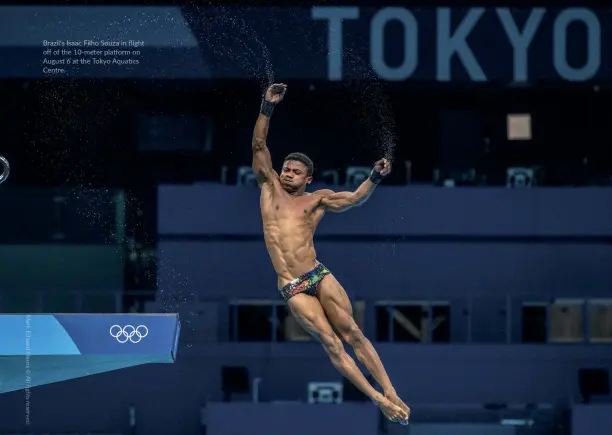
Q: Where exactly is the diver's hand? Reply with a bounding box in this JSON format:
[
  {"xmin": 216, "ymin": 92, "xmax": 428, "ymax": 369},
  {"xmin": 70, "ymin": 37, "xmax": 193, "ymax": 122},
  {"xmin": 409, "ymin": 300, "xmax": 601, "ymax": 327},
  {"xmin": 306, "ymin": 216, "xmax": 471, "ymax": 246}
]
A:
[
  {"xmin": 373, "ymin": 158, "xmax": 392, "ymax": 176},
  {"xmin": 265, "ymin": 83, "xmax": 287, "ymax": 104}
]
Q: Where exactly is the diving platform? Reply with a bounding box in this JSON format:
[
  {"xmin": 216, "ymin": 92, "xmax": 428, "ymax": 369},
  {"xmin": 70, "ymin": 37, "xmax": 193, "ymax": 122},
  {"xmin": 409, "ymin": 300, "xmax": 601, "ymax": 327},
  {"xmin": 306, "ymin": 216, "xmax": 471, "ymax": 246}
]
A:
[{"xmin": 0, "ymin": 313, "xmax": 180, "ymax": 394}]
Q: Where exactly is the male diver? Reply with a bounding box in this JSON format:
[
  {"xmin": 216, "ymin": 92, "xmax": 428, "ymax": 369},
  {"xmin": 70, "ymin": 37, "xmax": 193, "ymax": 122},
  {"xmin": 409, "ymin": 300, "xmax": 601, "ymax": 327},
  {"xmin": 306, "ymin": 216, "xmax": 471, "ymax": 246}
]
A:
[{"xmin": 252, "ymin": 83, "xmax": 410, "ymax": 424}]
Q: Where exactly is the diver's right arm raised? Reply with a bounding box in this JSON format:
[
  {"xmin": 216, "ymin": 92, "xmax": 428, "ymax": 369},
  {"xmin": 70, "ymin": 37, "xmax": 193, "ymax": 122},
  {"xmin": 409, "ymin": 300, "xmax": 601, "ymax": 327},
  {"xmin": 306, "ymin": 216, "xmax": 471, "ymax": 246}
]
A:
[{"xmin": 252, "ymin": 83, "xmax": 287, "ymax": 185}]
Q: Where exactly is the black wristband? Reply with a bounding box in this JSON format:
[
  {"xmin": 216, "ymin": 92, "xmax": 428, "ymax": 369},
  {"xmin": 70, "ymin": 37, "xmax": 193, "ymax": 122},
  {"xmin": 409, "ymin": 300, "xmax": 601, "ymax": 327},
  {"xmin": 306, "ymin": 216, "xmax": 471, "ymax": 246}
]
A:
[
  {"xmin": 369, "ymin": 169, "xmax": 384, "ymax": 184},
  {"xmin": 260, "ymin": 99, "xmax": 275, "ymax": 117}
]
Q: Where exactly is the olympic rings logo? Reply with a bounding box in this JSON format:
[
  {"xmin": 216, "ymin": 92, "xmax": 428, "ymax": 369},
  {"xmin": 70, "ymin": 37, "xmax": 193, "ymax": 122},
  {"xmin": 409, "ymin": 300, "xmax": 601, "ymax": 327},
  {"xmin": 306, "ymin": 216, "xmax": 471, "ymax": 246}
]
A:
[{"xmin": 109, "ymin": 325, "xmax": 149, "ymax": 343}]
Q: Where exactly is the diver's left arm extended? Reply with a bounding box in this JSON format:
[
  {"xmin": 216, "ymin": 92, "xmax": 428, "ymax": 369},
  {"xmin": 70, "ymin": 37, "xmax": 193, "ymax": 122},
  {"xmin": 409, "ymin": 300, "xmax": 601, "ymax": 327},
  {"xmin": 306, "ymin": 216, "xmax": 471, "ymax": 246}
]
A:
[{"xmin": 319, "ymin": 158, "xmax": 391, "ymax": 213}]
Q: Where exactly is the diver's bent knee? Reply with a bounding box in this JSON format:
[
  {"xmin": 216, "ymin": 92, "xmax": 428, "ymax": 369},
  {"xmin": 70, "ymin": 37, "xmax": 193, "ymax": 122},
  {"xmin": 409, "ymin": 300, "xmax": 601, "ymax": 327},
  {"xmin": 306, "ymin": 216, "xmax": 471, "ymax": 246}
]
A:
[
  {"xmin": 321, "ymin": 333, "xmax": 344, "ymax": 357},
  {"xmin": 343, "ymin": 324, "xmax": 366, "ymax": 347}
]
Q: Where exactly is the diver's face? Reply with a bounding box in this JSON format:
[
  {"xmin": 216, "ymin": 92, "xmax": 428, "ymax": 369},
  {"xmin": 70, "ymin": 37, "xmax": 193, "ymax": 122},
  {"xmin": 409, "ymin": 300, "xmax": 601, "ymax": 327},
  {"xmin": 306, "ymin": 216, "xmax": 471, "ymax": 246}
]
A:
[{"xmin": 281, "ymin": 160, "xmax": 312, "ymax": 192}]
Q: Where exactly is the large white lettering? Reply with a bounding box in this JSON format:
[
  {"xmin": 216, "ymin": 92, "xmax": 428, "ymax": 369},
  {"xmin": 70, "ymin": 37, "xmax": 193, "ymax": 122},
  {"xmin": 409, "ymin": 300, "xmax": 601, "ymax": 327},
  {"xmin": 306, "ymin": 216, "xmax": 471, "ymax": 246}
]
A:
[
  {"xmin": 312, "ymin": 7, "xmax": 359, "ymax": 81},
  {"xmin": 436, "ymin": 8, "xmax": 486, "ymax": 81},
  {"xmin": 553, "ymin": 8, "xmax": 601, "ymax": 81},
  {"xmin": 370, "ymin": 8, "xmax": 418, "ymax": 80},
  {"xmin": 314, "ymin": 7, "xmax": 603, "ymax": 82},
  {"xmin": 496, "ymin": 8, "xmax": 545, "ymax": 82}
]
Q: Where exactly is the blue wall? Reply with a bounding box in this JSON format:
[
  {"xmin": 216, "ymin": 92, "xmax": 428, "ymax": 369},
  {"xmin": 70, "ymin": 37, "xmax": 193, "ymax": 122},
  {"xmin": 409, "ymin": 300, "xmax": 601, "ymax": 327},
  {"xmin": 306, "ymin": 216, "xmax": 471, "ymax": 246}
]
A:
[
  {"xmin": 158, "ymin": 185, "xmax": 612, "ymax": 300},
  {"xmin": 0, "ymin": 345, "xmax": 610, "ymax": 433},
  {"xmin": 572, "ymin": 404, "xmax": 612, "ymax": 435},
  {"xmin": 158, "ymin": 185, "xmax": 612, "ymax": 236},
  {"xmin": 207, "ymin": 403, "xmax": 378, "ymax": 435},
  {"xmin": 157, "ymin": 240, "xmax": 612, "ymax": 299}
]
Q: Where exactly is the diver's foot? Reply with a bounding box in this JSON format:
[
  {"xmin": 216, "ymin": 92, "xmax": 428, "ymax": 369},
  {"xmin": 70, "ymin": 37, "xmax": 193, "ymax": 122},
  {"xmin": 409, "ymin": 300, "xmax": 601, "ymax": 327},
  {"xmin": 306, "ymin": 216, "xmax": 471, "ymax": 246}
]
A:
[
  {"xmin": 385, "ymin": 391, "xmax": 410, "ymax": 425},
  {"xmin": 377, "ymin": 396, "xmax": 409, "ymax": 423}
]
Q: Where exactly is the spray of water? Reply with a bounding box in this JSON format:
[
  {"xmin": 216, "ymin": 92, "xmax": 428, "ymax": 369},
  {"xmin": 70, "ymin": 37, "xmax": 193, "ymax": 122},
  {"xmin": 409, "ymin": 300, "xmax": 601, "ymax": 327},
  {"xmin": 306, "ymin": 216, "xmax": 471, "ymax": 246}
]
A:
[
  {"xmin": 187, "ymin": 5, "xmax": 397, "ymax": 164},
  {"xmin": 343, "ymin": 50, "xmax": 398, "ymax": 162},
  {"xmin": 186, "ymin": 5, "xmax": 275, "ymax": 88},
  {"xmin": 24, "ymin": 80, "xmax": 198, "ymax": 324}
]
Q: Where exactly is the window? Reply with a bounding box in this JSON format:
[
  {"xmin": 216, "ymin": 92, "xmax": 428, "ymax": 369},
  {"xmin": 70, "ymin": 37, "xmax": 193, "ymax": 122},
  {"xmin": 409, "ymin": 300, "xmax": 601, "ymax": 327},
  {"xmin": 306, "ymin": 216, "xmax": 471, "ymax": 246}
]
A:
[
  {"xmin": 229, "ymin": 301, "xmax": 274, "ymax": 342},
  {"xmin": 589, "ymin": 299, "xmax": 612, "ymax": 342},
  {"xmin": 393, "ymin": 304, "xmax": 426, "ymax": 342},
  {"xmin": 522, "ymin": 302, "xmax": 547, "ymax": 343},
  {"xmin": 549, "ymin": 299, "xmax": 584, "ymax": 343},
  {"xmin": 375, "ymin": 305, "xmax": 391, "ymax": 342},
  {"xmin": 431, "ymin": 304, "xmax": 451, "ymax": 342},
  {"xmin": 375, "ymin": 302, "xmax": 450, "ymax": 343}
]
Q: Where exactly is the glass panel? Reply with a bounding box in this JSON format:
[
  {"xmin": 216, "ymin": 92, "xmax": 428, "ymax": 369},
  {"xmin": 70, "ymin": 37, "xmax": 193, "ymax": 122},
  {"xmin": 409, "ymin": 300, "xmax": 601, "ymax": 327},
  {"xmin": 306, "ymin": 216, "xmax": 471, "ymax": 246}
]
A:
[
  {"xmin": 589, "ymin": 300, "xmax": 612, "ymax": 343},
  {"xmin": 392, "ymin": 305, "xmax": 426, "ymax": 343},
  {"xmin": 431, "ymin": 304, "xmax": 451, "ymax": 343},
  {"xmin": 232, "ymin": 304, "xmax": 273, "ymax": 342},
  {"xmin": 550, "ymin": 300, "xmax": 584, "ymax": 343},
  {"xmin": 522, "ymin": 304, "xmax": 547, "ymax": 343},
  {"xmin": 375, "ymin": 305, "xmax": 390, "ymax": 342}
]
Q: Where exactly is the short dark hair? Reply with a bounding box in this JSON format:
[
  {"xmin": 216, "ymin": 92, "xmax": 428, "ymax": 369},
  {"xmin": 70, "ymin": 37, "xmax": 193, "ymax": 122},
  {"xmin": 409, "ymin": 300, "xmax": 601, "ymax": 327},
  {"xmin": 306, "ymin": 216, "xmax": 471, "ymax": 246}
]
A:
[{"xmin": 284, "ymin": 152, "xmax": 314, "ymax": 176}]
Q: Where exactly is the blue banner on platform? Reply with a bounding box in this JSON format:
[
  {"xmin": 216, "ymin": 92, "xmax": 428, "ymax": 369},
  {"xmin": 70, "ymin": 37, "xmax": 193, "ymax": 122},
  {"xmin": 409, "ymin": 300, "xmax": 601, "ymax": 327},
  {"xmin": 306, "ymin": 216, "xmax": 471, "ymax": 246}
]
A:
[
  {"xmin": 0, "ymin": 314, "xmax": 180, "ymax": 393},
  {"xmin": 0, "ymin": 6, "xmax": 610, "ymax": 82},
  {"xmin": 0, "ymin": 314, "xmax": 180, "ymax": 359}
]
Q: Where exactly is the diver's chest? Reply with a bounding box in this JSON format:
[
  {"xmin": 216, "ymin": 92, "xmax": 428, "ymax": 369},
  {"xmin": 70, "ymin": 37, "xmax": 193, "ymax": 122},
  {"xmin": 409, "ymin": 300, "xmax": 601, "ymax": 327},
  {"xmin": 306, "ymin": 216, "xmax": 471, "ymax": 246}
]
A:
[
  {"xmin": 269, "ymin": 195, "xmax": 317, "ymax": 218},
  {"xmin": 272, "ymin": 199, "xmax": 313, "ymax": 218}
]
